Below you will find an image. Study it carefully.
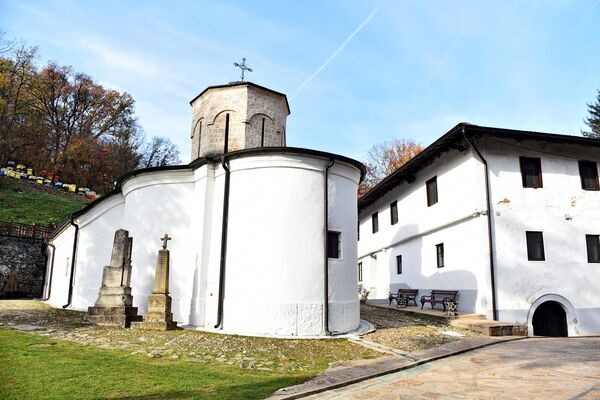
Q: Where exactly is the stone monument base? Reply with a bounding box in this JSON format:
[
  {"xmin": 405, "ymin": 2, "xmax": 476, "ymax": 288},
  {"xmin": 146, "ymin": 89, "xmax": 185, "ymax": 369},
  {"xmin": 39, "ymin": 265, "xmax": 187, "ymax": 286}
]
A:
[
  {"xmin": 131, "ymin": 293, "xmax": 178, "ymax": 331},
  {"xmin": 87, "ymin": 306, "xmax": 143, "ymax": 328}
]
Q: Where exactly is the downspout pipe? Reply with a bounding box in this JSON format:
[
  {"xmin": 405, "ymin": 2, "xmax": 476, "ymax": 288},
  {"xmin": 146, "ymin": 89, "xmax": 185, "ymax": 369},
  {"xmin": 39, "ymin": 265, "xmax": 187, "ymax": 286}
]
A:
[
  {"xmin": 214, "ymin": 113, "xmax": 231, "ymax": 329},
  {"xmin": 461, "ymin": 127, "xmax": 498, "ymax": 321},
  {"xmin": 62, "ymin": 216, "xmax": 80, "ymax": 309},
  {"xmin": 42, "ymin": 241, "xmax": 56, "ymax": 301},
  {"xmin": 322, "ymin": 159, "xmax": 335, "ymax": 336}
]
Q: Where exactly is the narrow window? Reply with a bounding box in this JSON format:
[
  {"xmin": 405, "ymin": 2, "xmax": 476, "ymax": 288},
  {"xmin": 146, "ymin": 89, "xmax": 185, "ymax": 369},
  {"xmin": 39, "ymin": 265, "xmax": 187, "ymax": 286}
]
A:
[
  {"xmin": 520, "ymin": 157, "xmax": 543, "ymax": 188},
  {"xmin": 579, "ymin": 161, "xmax": 599, "ymax": 191},
  {"xmin": 357, "ymin": 222, "xmax": 360, "ymax": 241},
  {"xmin": 327, "ymin": 231, "xmax": 340, "ymax": 259},
  {"xmin": 526, "ymin": 231, "xmax": 545, "ymax": 261},
  {"xmin": 426, "ymin": 177, "xmax": 438, "ymax": 206},
  {"xmin": 372, "ymin": 212, "xmax": 379, "ymax": 233},
  {"xmin": 260, "ymin": 117, "xmax": 266, "ymax": 147},
  {"xmin": 390, "ymin": 201, "xmax": 398, "ymax": 225},
  {"xmin": 396, "ymin": 255, "xmax": 402, "ymax": 274},
  {"xmin": 586, "ymin": 235, "xmax": 600, "ymax": 263},
  {"xmin": 358, "ymin": 262, "xmax": 363, "ymax": 281},
  {"xmin": 436, "ymin": 243, "xmax": 444, "ymax": 268}
]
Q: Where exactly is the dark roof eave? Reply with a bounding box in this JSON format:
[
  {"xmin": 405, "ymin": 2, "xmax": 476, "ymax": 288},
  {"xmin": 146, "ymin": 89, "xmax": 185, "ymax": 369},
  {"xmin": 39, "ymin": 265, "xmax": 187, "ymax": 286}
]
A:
[
  {"xmin": 189, "ymin": 81, "xmax": 291, "ymax": 115},
  {"xmin": 49, "ymin": 147, "xmax": 364, "ymax": 240},
  {"xmin": 358, "ymin": 123, "xmax": 600, "ymax": 212}
]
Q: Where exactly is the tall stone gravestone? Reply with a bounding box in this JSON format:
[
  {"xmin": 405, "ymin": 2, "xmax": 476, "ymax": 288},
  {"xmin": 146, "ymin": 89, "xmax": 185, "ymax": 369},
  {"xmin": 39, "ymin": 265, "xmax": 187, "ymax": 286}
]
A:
[
  {"xmin": 132, "ymin": 234, "xmax": 177, "ymax": 330},
  {"xmin": 87, "ymin": 229, "xmax": 142, "ymax": 327}
]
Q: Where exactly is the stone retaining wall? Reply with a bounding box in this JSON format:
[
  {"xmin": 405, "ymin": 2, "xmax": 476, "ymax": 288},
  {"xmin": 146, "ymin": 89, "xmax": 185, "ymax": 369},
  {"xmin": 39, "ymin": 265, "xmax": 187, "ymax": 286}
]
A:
[{"xmin": 0, "ymin": 235, "xmax": 46, "ymax": 298}]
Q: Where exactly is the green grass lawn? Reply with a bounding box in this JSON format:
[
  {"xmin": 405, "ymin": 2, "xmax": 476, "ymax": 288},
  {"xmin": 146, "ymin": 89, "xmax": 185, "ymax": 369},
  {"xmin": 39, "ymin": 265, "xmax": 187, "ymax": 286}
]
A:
[
  {"xmin": 0, "ymin": 177, "xmax": 86, "ymax": 225},
  {"xmin": 0, "ymin": 329, "xmax": 309, "ymax": 400}
]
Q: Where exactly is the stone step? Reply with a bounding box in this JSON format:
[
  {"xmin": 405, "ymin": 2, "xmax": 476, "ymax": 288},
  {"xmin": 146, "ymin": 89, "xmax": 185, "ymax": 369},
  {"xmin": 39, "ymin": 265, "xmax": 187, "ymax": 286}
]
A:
[{"xmin": 450, "ymin": 319, "xmax": 528, "ymax": 336}]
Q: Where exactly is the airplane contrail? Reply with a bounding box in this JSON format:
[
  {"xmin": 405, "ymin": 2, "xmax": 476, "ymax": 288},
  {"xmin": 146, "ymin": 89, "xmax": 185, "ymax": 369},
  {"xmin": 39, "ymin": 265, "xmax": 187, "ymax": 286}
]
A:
[
  {"xmin": 292, "ymin": 1, "xmax": 386, "ymax": 99},
  {"xmin": 425, "ymin": 27, "xmax": 467, "ymax": 88}
]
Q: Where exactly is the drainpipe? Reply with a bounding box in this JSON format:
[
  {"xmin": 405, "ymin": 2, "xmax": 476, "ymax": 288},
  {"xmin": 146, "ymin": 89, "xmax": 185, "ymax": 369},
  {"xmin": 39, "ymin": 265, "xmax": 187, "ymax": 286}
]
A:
[
  {"xmin": 461, "ymin": 127, "xmax": 498, "ymax": 321},
  {"xmin": 322, "ymin": 159, "xmax": 335, "ymax": 335},
  {"xmin": 42, "ymin": 241, "xmax": 56, "ymax": 301},
  {"xmin": 62, "ymin": 216, "xmax": 80, "ymax": 309},
  {"xmin": 214, "ymin": 114, "xmax": 231, "ymax": 329}
]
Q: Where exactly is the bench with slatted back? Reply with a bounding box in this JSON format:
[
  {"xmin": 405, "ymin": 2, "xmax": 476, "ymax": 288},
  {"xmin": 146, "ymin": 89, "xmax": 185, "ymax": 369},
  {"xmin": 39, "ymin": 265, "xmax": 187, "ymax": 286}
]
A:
[
  {"xmin": 388, "ymin": 289, "xmax": 418, "ymax": 306},
  {"xmin": 420, "ymin": 290, "xmax": 458, "ymax": 311}
]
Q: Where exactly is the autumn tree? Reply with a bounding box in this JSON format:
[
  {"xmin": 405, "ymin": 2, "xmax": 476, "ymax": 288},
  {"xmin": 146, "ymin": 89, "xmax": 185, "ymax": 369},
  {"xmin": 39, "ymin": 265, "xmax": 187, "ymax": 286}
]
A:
[
  {"xmin": 583, "ymin": 90, "xmax": 600, "ymax": 138},
  {"xmin": 359, "ymin": 138, "xmax": 423, "ymax": 197},
  {"xmin": 0, "ymin": 34, "xmax": 181, "ymax": 193}
]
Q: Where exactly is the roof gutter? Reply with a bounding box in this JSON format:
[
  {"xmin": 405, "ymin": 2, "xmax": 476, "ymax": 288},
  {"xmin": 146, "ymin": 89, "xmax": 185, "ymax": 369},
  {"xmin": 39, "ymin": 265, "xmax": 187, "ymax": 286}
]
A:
[
  {"xmin": 42, "ymin": 241, "xmax": 56, "ymax": 301},
  {"xmin": 461, "ymin": 127, "xmax": 498, "ymax": 321},
  {"xmin": 62, "ymin": 215, "xmax": 80, "ymax": 309},
  {"xmin": 322, "ymin": 159, "xmax": 335, "ymax": 336},
  {"xmin": 214, "ymin": 114, "xmax": 231, "ymax": 329}
]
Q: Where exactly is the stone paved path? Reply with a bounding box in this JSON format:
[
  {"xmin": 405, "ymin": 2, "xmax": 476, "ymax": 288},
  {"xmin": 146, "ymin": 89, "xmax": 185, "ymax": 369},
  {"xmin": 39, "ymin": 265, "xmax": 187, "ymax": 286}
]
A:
[{"xmin": 304, "ymin": 337, "xmax": 600, "ymax": 399}]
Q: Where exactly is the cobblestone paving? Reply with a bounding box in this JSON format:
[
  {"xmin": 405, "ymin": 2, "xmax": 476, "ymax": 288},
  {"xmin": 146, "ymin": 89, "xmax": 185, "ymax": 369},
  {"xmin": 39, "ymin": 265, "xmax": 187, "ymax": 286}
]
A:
[
  {"xmin": 0, "ymin": 300, "xmax": 379, "ymax": 373},
  {"xmin": 360, "ymin": 304, "xmax": 477, "ymax": 352},
  {"xmin": 305, "ymin": 337, "xmax": 600, "ymax": 399}
]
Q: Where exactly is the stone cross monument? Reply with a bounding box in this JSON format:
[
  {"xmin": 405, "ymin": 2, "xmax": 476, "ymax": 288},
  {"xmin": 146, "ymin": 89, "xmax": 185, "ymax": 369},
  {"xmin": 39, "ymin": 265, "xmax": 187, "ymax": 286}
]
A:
[
  {"xmin": 87, "ymin": 229, "xmax": 142, "ymax": 327},
  {"xmin": 132, "ymin": 234, "xmax": 177, "ymax": 330}
]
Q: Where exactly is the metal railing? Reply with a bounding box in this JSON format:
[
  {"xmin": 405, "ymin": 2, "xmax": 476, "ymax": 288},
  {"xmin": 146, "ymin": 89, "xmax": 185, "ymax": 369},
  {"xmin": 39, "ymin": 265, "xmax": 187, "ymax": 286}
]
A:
[{"xmin": 0, "ymin": 221, "xmax": 53, "ymax": 239}]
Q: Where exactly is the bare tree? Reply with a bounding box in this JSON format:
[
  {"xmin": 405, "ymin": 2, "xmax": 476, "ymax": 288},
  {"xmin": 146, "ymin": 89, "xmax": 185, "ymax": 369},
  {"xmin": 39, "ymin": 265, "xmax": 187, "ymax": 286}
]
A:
[{"xmin": 141, "ymin": 136, "xmax": 181, "ymax": 168}]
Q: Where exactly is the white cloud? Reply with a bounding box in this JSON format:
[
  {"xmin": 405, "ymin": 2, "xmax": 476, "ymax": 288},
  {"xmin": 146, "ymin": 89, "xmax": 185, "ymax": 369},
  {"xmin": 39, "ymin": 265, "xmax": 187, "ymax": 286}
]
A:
[{"xmin": 78, "ymin": 38, "xmax": 162, "ymax": 80}]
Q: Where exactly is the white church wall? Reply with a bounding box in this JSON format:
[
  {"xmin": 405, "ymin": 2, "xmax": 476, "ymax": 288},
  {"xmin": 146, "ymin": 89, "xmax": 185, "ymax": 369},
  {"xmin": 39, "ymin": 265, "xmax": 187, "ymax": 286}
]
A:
[
  {"xmin": 188, "ymin": 165, "xmax": 215, "ymax": 327},
  {"xmin": 119, "ymin": 169, "xmax": 199, "ymax": 325},
  {"xmin": 358, "ymin": 149, "xmax": 492, "ymax": 315},
  {"xmin": 69, "ymin": 196, "xmax": 124, "ymax": 310},
  {"xmin": 327, "ymin": 163, "xmax": 362, "ymax": 334},
  {"xmin": 222, "ymin": 154, "xmax": 361, "ymax": 336},
  {"xmin": 46, "ymin": 225, "xmax": 76, "ymax": 308},
  {"xmin": 482, "ymin": 137, "xmax": 600, "ymax": 334}
]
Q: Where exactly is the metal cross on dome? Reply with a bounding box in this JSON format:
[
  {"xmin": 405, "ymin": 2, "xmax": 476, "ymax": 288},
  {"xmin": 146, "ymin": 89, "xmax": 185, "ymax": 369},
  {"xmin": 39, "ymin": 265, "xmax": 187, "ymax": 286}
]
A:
[
  {"xmin": 161, "ymin": 234, "xmax": 172, "ymax": 250},
  {"xmin": 233, "ymin": 57, "xmax": 253, "ymax": 81}
]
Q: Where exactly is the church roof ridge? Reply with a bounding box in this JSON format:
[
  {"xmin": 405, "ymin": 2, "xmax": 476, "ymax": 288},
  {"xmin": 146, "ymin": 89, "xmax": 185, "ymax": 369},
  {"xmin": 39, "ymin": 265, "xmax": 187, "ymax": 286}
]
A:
[{"xmin": 189, "ymin": 81, "xmax": 290, "ymax": 114}]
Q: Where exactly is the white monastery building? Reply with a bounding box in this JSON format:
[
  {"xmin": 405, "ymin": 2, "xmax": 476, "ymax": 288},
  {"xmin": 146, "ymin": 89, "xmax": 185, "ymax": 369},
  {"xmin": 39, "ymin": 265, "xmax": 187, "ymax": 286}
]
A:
[
  {"xmin": 44, "ymin": 82, "xmax": 365, "ymax": 337},
  {"xmin": 358, "ymin": 123, "xmax": 600, "ymax": 336}
]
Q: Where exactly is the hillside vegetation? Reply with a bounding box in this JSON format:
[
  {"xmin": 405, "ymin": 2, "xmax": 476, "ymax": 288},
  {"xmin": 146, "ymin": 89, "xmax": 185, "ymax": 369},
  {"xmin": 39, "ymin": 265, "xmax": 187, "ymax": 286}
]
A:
[{"xmin": 0, "ymin": 178, "xmax": 87, "ymax": 225}]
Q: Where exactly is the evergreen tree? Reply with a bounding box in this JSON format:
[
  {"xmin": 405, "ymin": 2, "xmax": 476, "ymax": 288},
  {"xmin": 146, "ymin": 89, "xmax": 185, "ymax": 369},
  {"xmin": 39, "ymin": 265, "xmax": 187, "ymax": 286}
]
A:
[{"xmin": 583, "ymin": 90, "xmax": 600, "ymax": 138}]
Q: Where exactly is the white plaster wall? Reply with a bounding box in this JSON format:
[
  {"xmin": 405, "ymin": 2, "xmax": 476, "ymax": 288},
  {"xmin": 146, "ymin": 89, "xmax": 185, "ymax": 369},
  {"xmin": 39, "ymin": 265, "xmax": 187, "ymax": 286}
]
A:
[
  {"xmin": 326, "ymin": 163, "xmax": 361, "ymax": 334},
  {"xmin": 223, "ymin": 155, "xmax": 361, "ymax": 336},
  {"xmin": 482, "ymin": 137, "xmax": 600, "ymax": 334},
  {"xmin": 46, "ymin": 225, "xmax": 76, "ymax": 308},
  {"xmin": 358, "ymin": 149, "xmax": 492, "ymax": 315},
  {"xmin": 45, "ymin": 153, "xmax": 362, "ymax": 337}
]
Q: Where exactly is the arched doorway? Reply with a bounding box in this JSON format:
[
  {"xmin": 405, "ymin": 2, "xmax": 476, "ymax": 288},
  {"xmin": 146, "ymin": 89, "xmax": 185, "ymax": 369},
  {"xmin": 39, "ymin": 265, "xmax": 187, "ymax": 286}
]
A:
[{"xmin": 532, "ymin": 301, "xmax": 568, "ymax": 337}]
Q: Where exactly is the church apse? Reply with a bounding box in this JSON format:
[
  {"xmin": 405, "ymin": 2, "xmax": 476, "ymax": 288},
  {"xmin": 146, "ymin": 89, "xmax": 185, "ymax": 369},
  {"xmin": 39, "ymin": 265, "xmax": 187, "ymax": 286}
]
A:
[{"xmin": 190, "ymin": 82, "xmax": 290, "ymax": 159}]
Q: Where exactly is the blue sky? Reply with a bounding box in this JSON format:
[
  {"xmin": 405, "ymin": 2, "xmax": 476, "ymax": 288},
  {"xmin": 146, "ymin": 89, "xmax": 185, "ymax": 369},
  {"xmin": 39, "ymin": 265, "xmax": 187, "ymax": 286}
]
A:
[{"xmin": 2, "ymin": 0, "xmax": 599, "ymax": 163}]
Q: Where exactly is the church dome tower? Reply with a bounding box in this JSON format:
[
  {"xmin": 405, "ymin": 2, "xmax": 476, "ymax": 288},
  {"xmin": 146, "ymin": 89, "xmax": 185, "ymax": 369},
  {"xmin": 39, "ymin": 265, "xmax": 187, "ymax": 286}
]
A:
[{"xmin": 189, "ymin": 82, "xmax": 290, "ymax": 160}]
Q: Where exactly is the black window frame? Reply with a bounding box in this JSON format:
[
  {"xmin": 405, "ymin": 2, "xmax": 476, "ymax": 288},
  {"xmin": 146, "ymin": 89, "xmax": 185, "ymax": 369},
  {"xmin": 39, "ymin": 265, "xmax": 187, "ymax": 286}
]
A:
[
  {"xmin": 390, "ymin": 201, "xmax": 398, "ymax": 225},
  {"xmin": 520, "ymin": 157, "xmax": 543, "ymax": 188},
  {"xmin": 526, "ymin": 231, "xmax": 545, "ymax": 261},
  {"xmin": 586, "ymin": 234, "xmax": 600, "ymax": 263},
  {"xmin": 579, "ymin": 160, "xmax": 600, "ymax": 191},
  {"xmin": 327, "ymin": 231, "xmax": 341, "ymax": 259},
  {"xmin": 396, "ymin": 255, "xmax": 402, "ymax": 274},
  {"xmin": 372, "ymin": 212, "xmax": 379, "ymax": 233},
  {"xmin": 436, "ymin": 243, "xmax": 444, "ymax": 268},
  {"xmin": 426, "ymin": 176, "xmax": 438, "ymax": 207},
  {"xmin": 358, "ymin": 262, "xmax": 363, "ymax": 281}
]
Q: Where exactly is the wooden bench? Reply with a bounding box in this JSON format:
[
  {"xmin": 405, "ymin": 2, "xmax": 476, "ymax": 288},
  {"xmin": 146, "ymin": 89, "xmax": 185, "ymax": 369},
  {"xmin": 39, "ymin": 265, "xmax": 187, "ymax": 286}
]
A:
[
  {"xmin": 388, "ymin": 288, "xmax": 418, "ymax": 306},
  {"xmin": 420, "ymin": 290, "xmax": 459, "ymax": 312}
]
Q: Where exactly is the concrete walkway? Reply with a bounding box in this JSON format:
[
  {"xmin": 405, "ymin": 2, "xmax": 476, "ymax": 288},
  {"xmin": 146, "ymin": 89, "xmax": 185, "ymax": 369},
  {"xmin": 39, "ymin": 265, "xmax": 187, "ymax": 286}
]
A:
[
  {"xmin": 269, "ymin": 336, "xmax": 525, "ymax": 399},
  {"xmin": 300, "ymin": 337, "xmax": 600, "ymax": 399}
]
